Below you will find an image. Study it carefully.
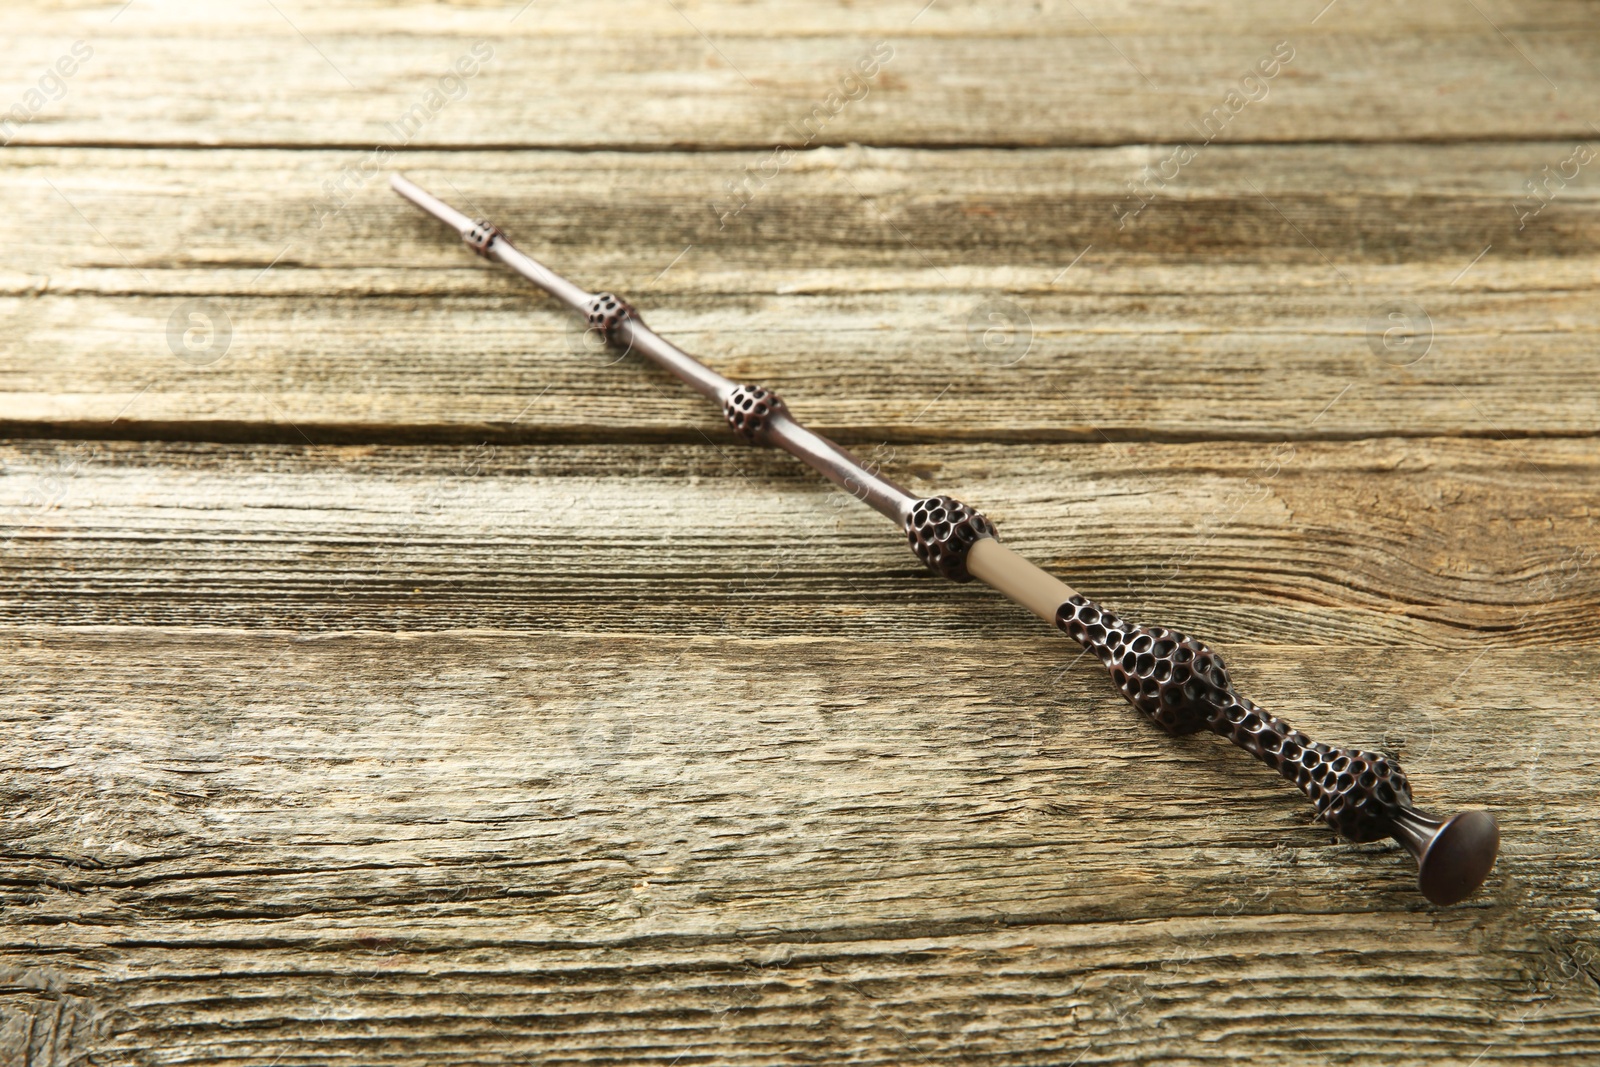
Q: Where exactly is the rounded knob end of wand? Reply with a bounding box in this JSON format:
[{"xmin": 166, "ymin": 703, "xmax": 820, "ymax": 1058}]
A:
[{"xmin": 1391, "ymin": 808, "xmax": 1500, "ymax": 906}]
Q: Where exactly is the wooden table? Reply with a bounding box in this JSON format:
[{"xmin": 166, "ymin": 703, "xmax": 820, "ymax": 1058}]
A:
[{"xmin": 3, "ymin": 2, "xmax": 1598, "ymax": 1063}]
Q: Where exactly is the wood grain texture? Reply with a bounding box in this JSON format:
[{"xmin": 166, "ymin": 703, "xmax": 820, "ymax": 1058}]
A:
[
  {"xmin": 4, "ymin": 0, "xmax": 1600, "ymax": 1063},
  {"xmin": 1, "ymin": 437, "xmax": 1597, "ymax": 645},
  {"xmin": 2, "ymin": 1, "xmax": 1597, "ymax": 148},
  {"xmin": 1, "ymin": 626, "xmax": 1597, "ymax": 1065},
  {"xmin": 3, "ymin": 145, "xmax": 1600, "ymax": 440},
  {"xmin": 2, "ymin": 438, "xmax": 1598, "ymax": 1061}
]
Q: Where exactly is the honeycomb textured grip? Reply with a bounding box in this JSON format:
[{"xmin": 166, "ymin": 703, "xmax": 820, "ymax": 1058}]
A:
[
  {"xmin": 1056, "ymin": 594, "xmax": 1414, "ymax": 840},
  {"xmin": 583, "ymin": 292, "xmax": 637, "ymax": 343},
  {"xmin": 724, "ymin": 384, "xmax": 787, "ymax": 444},
  {"xmin": 463, "ymin": 219, "xmax": 503, "ymax": 257},
  {"xmin": 906, "ymin": 496, "xmax": 997, "ymax": 583}
]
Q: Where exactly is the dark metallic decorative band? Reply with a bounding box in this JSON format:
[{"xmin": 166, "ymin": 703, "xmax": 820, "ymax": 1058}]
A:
[
  {"xmin": 1056, "ymin": 594, "xmax": 1413, "ymax": 841},
  {"xmin": 723, "ymin": 384, "xmax": 787, "ymax": 444},
  {"xmin": 584, "ymin": 292, "xmax": 638, "ymax": 344},
  {"xmin": 464, "ymin": 219, "xmax": 503, "ymax": 258},
  {"xmin": 907, "ymin": 496, "xmax": 997, "ymax": 583}
]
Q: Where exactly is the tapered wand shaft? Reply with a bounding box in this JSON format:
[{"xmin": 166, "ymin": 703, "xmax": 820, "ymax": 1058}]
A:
[
  {"xmin": 390, "ymin": 173, "xmax": 1500, "ymax": 905},
  {"xmin": 392, "ymin": 174, "xmax": 915, "ymax": 522}
]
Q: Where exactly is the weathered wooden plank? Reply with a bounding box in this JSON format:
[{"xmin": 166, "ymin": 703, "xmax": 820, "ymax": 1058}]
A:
[
  {"xmin": 4, "ymin": 916, "xmax": 1597, "ymax": 1066},
  {"xmin": 6, "ymin": 3, "xmax": 1600, "ymax": 1063},
  {"xmin": 4, "ymin": 146, "xmax": 1600, "ymax": 439},
  {"xmin": 1, "ymin": 437, "xmax": 1595, "ymax": 644},
  {"xmin": 0, "ymin": 626, "xmax": 1595, "ymax": 1064},
  {"xmin": 2, "ymin": 1, "xmax": 1596, "ymax": 148}
]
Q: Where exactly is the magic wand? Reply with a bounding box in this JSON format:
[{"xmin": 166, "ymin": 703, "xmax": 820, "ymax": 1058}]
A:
[{"xmin": 390, "ymin": 173, "xmax": 1500, "ymax": 906}]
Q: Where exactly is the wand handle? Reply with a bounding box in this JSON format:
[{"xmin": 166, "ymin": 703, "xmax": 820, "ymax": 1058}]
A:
[
  {"xmin": 1054, "ymin": 593, "xmax": 1499, "ymax": 905},
  {"xmin": 924, "ymin": 507, "xmax": 1499, "ymax": 905},
  {"xmin": 390, "ymin": 175, "xmax": 1500, "ymax": 905}
]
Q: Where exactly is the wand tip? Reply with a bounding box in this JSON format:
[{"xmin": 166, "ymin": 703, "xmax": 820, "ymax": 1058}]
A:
[{"xmin": 388, "ymin": 173, "xmax": 473, "ymax": 233}]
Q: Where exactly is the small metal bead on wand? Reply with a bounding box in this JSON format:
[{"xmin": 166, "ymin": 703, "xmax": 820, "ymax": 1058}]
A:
[{"xmin": 389, "ymin": 174, "xmax": 1500, "ymax": 906}]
